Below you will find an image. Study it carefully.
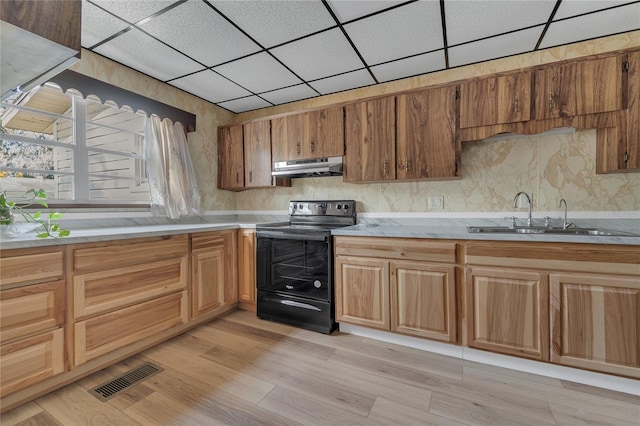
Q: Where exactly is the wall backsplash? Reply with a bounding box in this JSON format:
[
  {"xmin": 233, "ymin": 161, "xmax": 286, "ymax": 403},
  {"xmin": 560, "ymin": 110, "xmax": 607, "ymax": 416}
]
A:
[{"xmin": 236, "ymin": 130, "xmax": 639, "ymax": 213}]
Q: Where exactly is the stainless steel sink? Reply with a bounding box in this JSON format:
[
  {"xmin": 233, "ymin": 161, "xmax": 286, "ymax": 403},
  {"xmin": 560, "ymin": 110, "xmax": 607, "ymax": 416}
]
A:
[{"xmin": 467, "ymin": 226, "xmax": 639, "ymax": 237}]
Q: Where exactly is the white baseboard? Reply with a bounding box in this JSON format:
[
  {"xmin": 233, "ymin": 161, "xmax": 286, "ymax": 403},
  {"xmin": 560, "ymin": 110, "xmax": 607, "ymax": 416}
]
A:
[{"xmin": 339, "ymin": 323, "xmax": 640, "ymax": 396}]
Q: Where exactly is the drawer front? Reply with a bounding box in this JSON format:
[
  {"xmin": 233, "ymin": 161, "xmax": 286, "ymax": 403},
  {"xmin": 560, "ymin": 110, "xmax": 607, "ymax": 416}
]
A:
[
  {"xmin": 0, "ymin": 328, "xmax": 64, "ymax": 398},
  {"xmin": 74, "ymin": 291, "xmax": 188, "ymax": 366},
  {"xmin": 191, "ymin": 231, "xmax": 229, "ymax": 252},
  {"xmin": 0, "ymin": 280, "xmax": 65, "ymax": 344},
  {"xmin": 0, "ymin": 251, "xmax": 64, "ymax": 288},
  {"xmin": 335, "ymin": 237, "xmax": 457, "ymax": 264},
  {"xmin": 73, "ymin": 256, "xmax": 188, "ymax": 319},
  {"xmin": 73, "ymin": 235, "xmax": 188, "ymax": 274}
]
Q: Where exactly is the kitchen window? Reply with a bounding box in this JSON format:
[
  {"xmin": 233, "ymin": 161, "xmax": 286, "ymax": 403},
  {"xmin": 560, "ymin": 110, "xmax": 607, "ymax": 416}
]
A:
[{"xmin": 0, "ymin": 83, "xmax": 150, "ymax": 206}]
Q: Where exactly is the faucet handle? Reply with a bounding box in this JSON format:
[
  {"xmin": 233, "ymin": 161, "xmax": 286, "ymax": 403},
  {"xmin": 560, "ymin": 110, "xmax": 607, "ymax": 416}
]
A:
[{"xmin": 503, "ymin": 216, "xmax": 517, "ymax": 228}]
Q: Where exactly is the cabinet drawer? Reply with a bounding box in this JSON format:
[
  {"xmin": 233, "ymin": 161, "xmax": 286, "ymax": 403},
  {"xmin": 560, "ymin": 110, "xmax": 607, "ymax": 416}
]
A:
[
  {"xmin": 73, "ymin": 235, "xmax": 188, "ymax": 274},
  {"xmin": 0, "ymin": 280, "xmax": 65, "ymax": 344},
  {"xmin": 73, "ymin": 257, "xmax": 188, "ymax": 319},
  {"xmin": 0, "ymin": 328, "xmax": 64, "ymax": 398},
  {"xmin": 0, "ymin": 250, "xmax": 63, "ymax": 288},
  {"xmin": 74, "ymin": 291, "xmax": 188, "ymax": 366},
  {"xmin": 335, "ymin": 237, "xmax": 457, "ymax": 263},
  {"xmin": 191, "ymin": 231, "xmax": 228, "ymax": 252}
]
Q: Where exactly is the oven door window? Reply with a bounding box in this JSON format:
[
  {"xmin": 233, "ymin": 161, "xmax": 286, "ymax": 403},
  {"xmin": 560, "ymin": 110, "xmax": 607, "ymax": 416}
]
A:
[{"xmin": 258, "ymin": 237, "xmax": 330, "ymax": 301}]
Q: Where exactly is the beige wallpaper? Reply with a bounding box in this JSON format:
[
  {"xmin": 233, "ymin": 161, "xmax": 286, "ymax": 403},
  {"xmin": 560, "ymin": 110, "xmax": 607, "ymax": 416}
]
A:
[{"xmin": 70, "ymin": 31, "xmax": 640, "ymax": 215}]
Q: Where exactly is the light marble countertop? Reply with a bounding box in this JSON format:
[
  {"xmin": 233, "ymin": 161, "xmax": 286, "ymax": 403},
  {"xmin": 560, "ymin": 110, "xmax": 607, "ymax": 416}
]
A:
[{"xmin": 1, "ymin": 215, "xmax": 638, "ymax": 250}]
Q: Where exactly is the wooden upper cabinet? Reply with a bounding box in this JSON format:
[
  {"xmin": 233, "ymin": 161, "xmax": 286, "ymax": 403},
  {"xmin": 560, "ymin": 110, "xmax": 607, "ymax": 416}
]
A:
[
  {"xmin": 272, "ymin": 107, "xmax": 344, "ymax": 162},
  {"xmin": 396, "ymin": 86, "xmax": 459, "ymax": 180},
  {"xmin": 597, "ymin": 51, "xmax": 639, "ymax": 174},
  {"xmin": 0, "ymin": 0, "xmax": 81, "ymax": 51},
  {"xmin": 460, "ymin": 72, "xmax": 532, "ymax": 128},
  {"xmin": 534, "ymin": 55, "xmax": 626, "ymax": 120},
  {"xmin": 243, "ymin": 120, "xmax": 273, "ymax": 188},
  {"xmin": 344, "ymin": 96, "xmax": 396, "ymax": 182},
  {"xmin": 218, "ymin": 125, "xmax": 244, "ymax": 190}
]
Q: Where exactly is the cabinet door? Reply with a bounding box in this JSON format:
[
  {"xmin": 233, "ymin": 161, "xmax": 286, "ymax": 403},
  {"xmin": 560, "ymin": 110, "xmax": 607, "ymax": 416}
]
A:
[
  {"xmin": 335, "ymin": 256, "xmax": 390, "ymax": 330},
  {"xmin": 550, "ymin": 273, "xmax": 640, "ymax": 378},
  {"xmin": 308, "ymin": 107, "xmax": 344, "ymax": 158},
  {"xmin": 0, "ymin": 280, "xmax": 65, "ymax": 344},
  {"xmin": 344, "ymin": 97, "xmax": 396, "ymax": 182},
  {"xmin": 74, "ymin": 291, "xmax": 187, "ymax": 366},
  {"xmin": 396, "ymin": 86, "xmax": 459, "ymax": 180},
  {"xmin": 534, "ymin": 55, "xmax": 625, "ymax": 120},
  {"xmin": 466, "ymin": 267, "xmax": 549, "ymax": 360},
  {"xmin": 460, "ymin": 72, "xmax": 532, "ymax": 128},
  {"xmin": 243, "ymin": 120, "xmax": 273, "ymax": 187},
  {"xmin": 238, "ymin": 229, "xmax": 256, "ymax": 304},
  {"xmin": 0, "ymin": 328, "xmax": 64, "ymax": 398},
  {"xmin": 218, "ymin": 125, "xmax": 244, "ymax": 189},
  {"xmin": 390, "ymin": 262, "xmax": 456, "ymax": 343},
  {"xmin": 271, "ymin": 114, "xmax": 306, "ymax": 162}
]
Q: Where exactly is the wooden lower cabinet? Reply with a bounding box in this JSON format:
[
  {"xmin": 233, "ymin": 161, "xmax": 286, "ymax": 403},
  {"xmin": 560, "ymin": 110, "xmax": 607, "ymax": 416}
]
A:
[
  {"xmin": 550, "ymin": 273, "xmax": 640, "ymax": 378},
  {"xmin": 466, "ymin": 267, "xmax": 549, "ymax": 360},
  {"xmin": 0, "ymin": 328, "xmax": 64, "ymax": 398},
  {"xmin": 391, "ymin": 261, "xmax": 456, "ymax": 342},
  {"xmin": 335, "ymin": 256, "xmax": 390, "ymax": 330},
  {"xmin": 238, "ymin": 229, "xmax": 256, "ymax": 307},
  {"xmin": 190, "ymin": 230, "xmax": 238, "ymax": 319}
]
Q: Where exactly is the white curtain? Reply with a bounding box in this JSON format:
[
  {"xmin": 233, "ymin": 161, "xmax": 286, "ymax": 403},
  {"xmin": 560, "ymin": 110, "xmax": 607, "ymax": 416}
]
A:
[{"xmin": 144, "ymin": 115, "xmax": 202, "ymax": 219}]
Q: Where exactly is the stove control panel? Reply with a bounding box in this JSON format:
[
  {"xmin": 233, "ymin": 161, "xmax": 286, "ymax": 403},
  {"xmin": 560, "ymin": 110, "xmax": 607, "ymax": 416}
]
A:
[{"xmin": 289, "ymin": 200, "xmax": 355, "ymax": 217}]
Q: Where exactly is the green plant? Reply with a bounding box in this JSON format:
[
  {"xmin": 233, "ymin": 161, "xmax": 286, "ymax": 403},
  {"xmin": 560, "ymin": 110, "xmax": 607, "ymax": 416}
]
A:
[{"xmin": 0, "ymin": 189, "xmax": 70, "ymax": 238}]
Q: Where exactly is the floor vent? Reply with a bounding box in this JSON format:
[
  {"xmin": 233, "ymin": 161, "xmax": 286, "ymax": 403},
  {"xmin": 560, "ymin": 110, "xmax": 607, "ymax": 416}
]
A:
[{"xmin": 89, "ymin": 362, "xmax": 163, "ymax": 401}]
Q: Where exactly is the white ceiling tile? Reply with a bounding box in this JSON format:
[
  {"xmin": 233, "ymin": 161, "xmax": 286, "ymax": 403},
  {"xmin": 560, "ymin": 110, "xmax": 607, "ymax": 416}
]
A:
[
  {"xmin": 260, "ymin": 84, "xmax": 318, "ymax": 105},
  {"xmin": 553, "ymin": 0, "xmax": 633, "ymax": 20},
  {"xmin": 540, "ymin": 4, "xmax": 640, "ymax": 48},
  {"xmin": 94, "ymin": 28, "xmax": 204, "ymax": 81},
  {"xmin": 445, "ymin": 1, "xmax": 555, "ymax": 46},
  {"xmin": 371, "ymin": 50, "xmax": 446, "ymax": 82},
  {"xmin": 139, "ymin": 1, "xmax": 260, "ymax": 67},
  {"xmin": 210, "ymin": 0, "xmax": 335, "ymax": 48},
  {"xmin": 81, "ymin": 1, "xmax": 130, "ymax": 47},
  {"xmin": 170, "ymin": 70, "xmax": 251, "ymax": 103},
  {"xmin": 90, "ymin": 0, "xmax": 175, "ymax": 24},
  {"xmin": 449, "ymin": 26, "xmax": 543, "ymax": 68},
  {"xmin": 327, "ymin": 0, "xmax": 406, "ymax": 23},
  {"xmin": 345, "ymin": 1, "xmax": 443, "ymax": 65},
  {"xmin": 214, "ymin": 53, "xmax": 302, "ymax": 93},
  {"xmin": 217, "ymin": 96, "xmax": 272, "ymax": 113},
  {"xmin": 309, "ymin": 69, "xmax": 374, "ymax": 95},
  {"xmin": 271, "ymin": 28, "xmax": 364, "ymax": 81}
]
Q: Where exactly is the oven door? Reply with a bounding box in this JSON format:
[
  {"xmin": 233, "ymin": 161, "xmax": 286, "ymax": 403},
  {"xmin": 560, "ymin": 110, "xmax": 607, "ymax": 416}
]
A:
[{"xmin": 256, "ymin": 231, "xmax": 332, "ymax": 302}]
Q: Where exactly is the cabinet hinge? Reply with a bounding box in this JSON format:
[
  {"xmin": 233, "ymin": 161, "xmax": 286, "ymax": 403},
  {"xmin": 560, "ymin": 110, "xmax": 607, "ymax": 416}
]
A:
[
  {"xmin": 623, "ymin": 61, "xmax": 629, "ymax": 72},
  {"xmin": 624, "ymin": 152, "xmax": 629, "ymax": 162},
  {"xmin": 455, "ymin": 88, "xmax": 460, "ymax": 99}
]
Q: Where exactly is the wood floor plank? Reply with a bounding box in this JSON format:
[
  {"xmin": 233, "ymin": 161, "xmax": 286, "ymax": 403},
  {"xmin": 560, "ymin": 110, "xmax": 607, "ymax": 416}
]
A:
[
  {"xmin": 463, "ymin": 365, "xmax": 640, "ymax": 424},
  {"xmin": 12, "ymin": 411, "xmax": 63, "ymax": 426},
  {"xmin": 126, "ymin": 360, "xmax": 300, "ymax": 426},
  {"xmin": 34, "ymin": 383, "xmax": 142, "ymax": 426},
  {"xmin": 258, "ymin": 386, "xmax": 376, "ymax": 426},
  {"xmin": 141, "ymin": 342, "xmax": 274, "ymax": 405},
  {"xmin": 429, "ymin": 391, "xmax": 553, "ymax": 426},
  {"xmin": 548, "ymin": 401, "xmax": 640, "ymax": 426},
  {"xmin": 0, "ymin": 402, "xmax": 43, "ymax": 426},
  {"xmin": 462, "ymin": 359, "xmax": 564, "ymax": 387},
  {"xmin": 367, "ymin": 396, "xmax": 466, "ymax": 426}
]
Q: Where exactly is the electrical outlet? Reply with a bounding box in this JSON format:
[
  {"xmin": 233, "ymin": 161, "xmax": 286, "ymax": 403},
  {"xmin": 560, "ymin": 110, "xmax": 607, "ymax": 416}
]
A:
[{"xmin": 427, "ymin": 196, "xmax": 444, "ymax": 210}]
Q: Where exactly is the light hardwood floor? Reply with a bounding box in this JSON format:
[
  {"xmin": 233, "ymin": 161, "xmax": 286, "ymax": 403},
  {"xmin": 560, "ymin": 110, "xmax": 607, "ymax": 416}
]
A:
[{"xmin": 2, "ymin": 310, "xmax": 639, "ymax": 425}]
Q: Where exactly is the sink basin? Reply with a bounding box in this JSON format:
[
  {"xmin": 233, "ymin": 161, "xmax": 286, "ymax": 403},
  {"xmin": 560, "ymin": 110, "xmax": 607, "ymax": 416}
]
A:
[{"xmin": 467, "ymin": 226, "xmax": 639, "ymax": 237}]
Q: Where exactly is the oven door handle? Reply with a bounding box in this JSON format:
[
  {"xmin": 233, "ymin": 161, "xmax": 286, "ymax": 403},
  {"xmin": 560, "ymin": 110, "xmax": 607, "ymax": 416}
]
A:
[
  {"xmin": 262, "ymin": 296, "xmax": 322, "ymax": 312},
  {"xmin": 256, "ymin": 231, "xmax": 328, "ymax": 242}
]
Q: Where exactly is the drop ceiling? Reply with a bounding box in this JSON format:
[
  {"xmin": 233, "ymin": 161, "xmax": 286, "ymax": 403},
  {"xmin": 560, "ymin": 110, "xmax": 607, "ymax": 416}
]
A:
[{"xmin": 82, "ymin": 0, "xmax": 640, "ymax": 113}]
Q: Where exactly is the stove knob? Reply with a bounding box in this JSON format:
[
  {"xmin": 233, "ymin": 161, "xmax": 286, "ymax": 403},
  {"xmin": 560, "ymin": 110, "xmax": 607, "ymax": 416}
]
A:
[
  {"xmin": 298, "ymin": 204, "xmax": 304, "ymax": 210},
  {"xmin": 292, "ymin": 204, "xmax": 297, "ymax": 209},
  {"xmin": 336, "ymin": 204, "xmax": 342, "ymax": 209},
  {"xmin": 343, "ymin": 204, "xmax": 350, "ymax": 210}
]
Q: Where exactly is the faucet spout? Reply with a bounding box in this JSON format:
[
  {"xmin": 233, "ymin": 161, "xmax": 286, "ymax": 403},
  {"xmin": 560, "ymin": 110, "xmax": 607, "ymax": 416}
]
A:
[
  {"xmin": 559, "ymin": 198, "xmax": 570, "ymax": 229},
  {"xmin": 513, "ymin": 191, "xmax": 533, "ymax": 227}
]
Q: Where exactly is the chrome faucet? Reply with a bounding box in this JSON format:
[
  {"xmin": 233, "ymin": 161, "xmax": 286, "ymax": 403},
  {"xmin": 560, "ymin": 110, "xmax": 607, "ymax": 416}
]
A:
[
  {"xmin": 513, "ymin": 191, "xmax": 533, "ymax": 227},
  {"xmin": 559, "ymin": 198, "xmax": 572, "ymax": 229}
]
